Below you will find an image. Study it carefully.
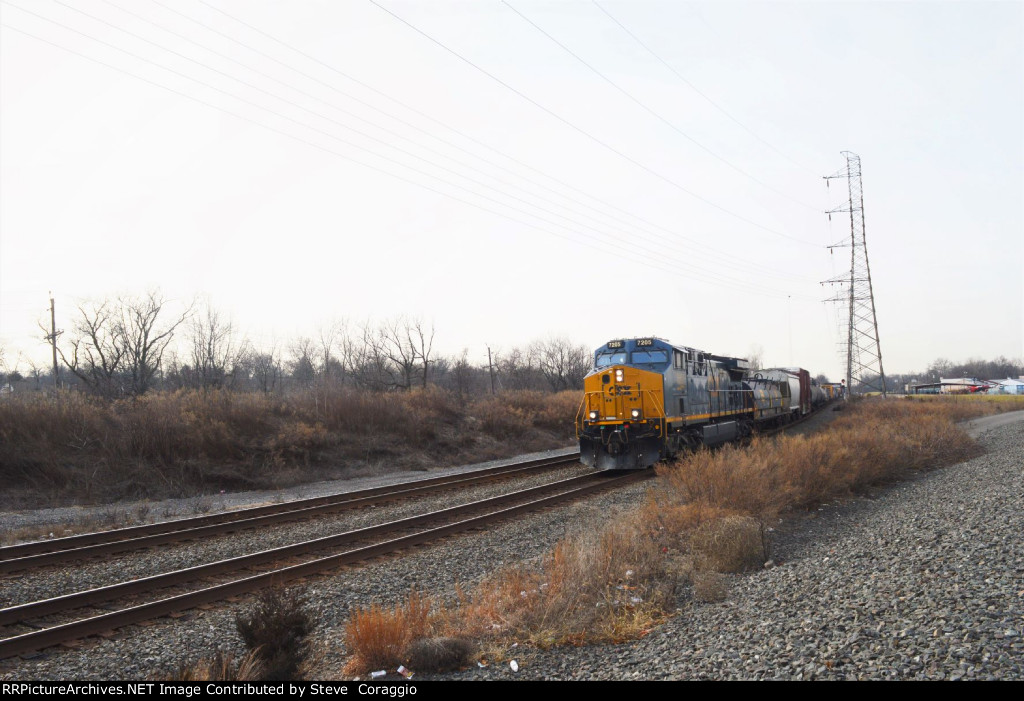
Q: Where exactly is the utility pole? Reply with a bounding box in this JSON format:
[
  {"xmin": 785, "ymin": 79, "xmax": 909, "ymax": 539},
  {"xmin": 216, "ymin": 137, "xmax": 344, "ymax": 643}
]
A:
[
  {"xmin": 486, "ymin": 345, "xmax": 496, "ymax": 395},
  {"xmin": 45, "ymin": 293, "xmax": 62, "ymax": 390},
  {"xmin": 821, "ymin": 152, "xmax": 887, "ymax": 397}
]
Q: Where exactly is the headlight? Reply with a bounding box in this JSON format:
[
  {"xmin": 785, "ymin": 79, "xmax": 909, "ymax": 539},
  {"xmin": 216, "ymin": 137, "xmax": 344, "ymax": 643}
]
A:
[
  {"xmin": 588, "ymin": 410, "xmax": 599, "ymax": 420},
  {"xmin": 631, "ymin": 408, "xmax": 641, "ymax": 419},
  {"xmin": 615, "ymin": 369, "xmax": 624, "ymax": 382}
]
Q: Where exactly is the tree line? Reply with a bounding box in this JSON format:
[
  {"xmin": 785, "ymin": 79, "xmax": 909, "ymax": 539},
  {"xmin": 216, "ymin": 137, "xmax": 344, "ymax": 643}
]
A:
[
  {"xmin": 855, "ymin": 356, "xmax": 1024, "ymax": 394},
  {"xmin": 1, "ymin": 291, "xmax": 592, "ymax": 398}
]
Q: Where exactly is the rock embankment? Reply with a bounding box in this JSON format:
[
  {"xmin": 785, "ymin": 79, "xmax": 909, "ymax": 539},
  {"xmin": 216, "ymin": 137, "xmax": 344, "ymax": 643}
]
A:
[{"xmin": 448, "ymin": 414, "xmax": 1024, "ymax": 680}]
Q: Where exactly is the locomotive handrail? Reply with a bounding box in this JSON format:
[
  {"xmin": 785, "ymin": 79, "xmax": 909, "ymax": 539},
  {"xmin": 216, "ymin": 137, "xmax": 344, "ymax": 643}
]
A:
[{"xmin": 640, "ymin": 389, "xmax": 666, "ymax": 417}]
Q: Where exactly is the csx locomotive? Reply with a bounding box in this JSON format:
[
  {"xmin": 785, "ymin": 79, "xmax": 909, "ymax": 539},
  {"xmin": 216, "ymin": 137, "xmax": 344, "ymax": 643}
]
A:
[{"xmin": 576, "ymin": 337, "xmax": 821, "ymax": 470}]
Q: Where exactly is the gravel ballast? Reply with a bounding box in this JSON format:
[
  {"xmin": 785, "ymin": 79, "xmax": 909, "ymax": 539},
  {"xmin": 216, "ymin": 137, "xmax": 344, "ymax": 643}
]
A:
[
  {"xmin": 2, "ymin": 415, "xmax": 1022, "ymax": 680},
  {"xmin": 441, "ymin": 413, "xmax": 1024, "ymax": 681}
]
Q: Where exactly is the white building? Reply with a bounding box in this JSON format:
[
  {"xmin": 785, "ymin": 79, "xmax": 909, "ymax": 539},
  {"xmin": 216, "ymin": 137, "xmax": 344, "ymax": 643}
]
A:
[{"xmin": 990, "ymin": 378, "xmax": 1024, "ymax": 395}]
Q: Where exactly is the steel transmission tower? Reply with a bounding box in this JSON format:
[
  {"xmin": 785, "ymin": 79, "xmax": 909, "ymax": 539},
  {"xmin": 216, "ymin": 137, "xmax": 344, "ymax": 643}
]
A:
[{"xmin": 821, "ymin": 152, "xmax": 887, "ymax": 397}]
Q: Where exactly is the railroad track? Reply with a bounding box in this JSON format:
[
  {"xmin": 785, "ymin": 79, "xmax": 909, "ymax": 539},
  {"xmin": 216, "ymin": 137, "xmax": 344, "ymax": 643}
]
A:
[
  {"xmin": 0, "ymin": 452, "xmax": 581, "ymax": 572},
  {"xmin": 755, "ymin": 401, "xmax": 836, "ymax": 439},
  {"xmin": 0, "ymin": 468, "xmax": 648, "ymax": 660}
]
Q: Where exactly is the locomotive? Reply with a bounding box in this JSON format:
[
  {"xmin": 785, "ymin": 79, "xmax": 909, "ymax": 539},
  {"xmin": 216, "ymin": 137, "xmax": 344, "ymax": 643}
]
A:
[{"xmin": 576, "ymin": 337, "xmax": 820, "ymax": 470}]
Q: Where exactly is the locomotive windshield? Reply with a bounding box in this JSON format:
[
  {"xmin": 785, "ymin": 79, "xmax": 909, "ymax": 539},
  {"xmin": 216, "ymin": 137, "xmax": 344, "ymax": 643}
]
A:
[
  {"xmin": 595, "ymin": 351, "xmax": 628, "ymax": 368},
  {"xmin": 631, "ymin": 350, "xmax": 668, "ymax": 364}
]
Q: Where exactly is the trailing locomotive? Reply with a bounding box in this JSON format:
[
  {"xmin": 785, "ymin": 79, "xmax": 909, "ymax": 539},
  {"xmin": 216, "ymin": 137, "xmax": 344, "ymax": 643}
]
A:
[{"xmin": 576, "ymin": 337, "xmax": 821, "ymax": 470}]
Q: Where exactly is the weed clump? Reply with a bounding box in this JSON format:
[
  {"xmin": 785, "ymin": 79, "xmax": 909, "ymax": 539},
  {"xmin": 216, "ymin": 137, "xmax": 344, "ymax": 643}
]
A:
[
  {"xmin": 690, "ymin": 515, "xmax": 769, "ymax": 574},
  {"xmin": 159, "ymin": 650, "xmax": 265, "ymax": 682},
  {"xmin": 691, "ymin": 571, "xmax": 729, "ymax": 603},
  {"xmin": 343, "ymin": 590, "xmax": 432, "ymax": 675},
  {"xmin": 405, "ymin": 637, "xmax": 475, "ymax": 673},
  {"xmin": 235, "ymin": 588, "xmax": 313, "ymax": 681}
]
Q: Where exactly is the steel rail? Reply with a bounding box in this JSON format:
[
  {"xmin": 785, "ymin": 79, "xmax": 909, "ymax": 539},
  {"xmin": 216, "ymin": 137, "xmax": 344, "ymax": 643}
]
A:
[
  {"xmin": 0, "ymin": 471, "xmax": 602, "ymax": 625},
  {"xmin": 0, "ymin": 470, "xmax": 647, "ymax": 659},
  {"xmin": 0, "ymin": 452, "xmax": 581, "ymax": 568}
]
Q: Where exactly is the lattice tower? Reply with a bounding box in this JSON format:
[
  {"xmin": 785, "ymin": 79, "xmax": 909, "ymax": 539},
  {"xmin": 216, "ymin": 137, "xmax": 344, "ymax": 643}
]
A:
[{"xmin": 821, "ymin": 152, "xmax": 887, "ymax": 396}]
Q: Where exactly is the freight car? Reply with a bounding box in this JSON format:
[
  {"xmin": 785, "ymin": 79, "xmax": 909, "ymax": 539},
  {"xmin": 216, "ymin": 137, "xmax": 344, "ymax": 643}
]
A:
[{"xmin": 576, "ymin": 337, "xmax": 822, "ymax": 470}]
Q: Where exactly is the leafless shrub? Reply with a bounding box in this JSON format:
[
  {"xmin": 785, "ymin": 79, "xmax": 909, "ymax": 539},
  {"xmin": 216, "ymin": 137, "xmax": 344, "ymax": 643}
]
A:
[{"xmin": 236, "ymin": 588, "xmax": 313, "ymax": 681}]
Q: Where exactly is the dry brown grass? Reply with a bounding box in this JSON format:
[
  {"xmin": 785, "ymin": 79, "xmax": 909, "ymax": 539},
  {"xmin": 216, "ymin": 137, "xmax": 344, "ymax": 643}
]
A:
[
  {"xmin": 343, "ymin": 590, "xmax": 433, "ymax": 675},
  {"xmin": 338, "ymin": 396, "xmax": 1008, "ymax": 671},
  {"xmin": 691, "ymin": 571, "xmax": 729, "ymax": 603},
  {"xmin": 690, "ymin": 515, "xmax": 769, "ymax": 573},
  {"xmin": 654, "ymin": 397, "xmax": 988, "ymax": 523},
  {"xmin": 430, "ymin": 510, "xmax": 669, "ymax": 650},
  {"xmin": 158, "ymin": 650, "xmax": 265, "ymax": 682},
  {"xmin": 0, "ymin": 387, "xmax": 578, "ymax": 506}
]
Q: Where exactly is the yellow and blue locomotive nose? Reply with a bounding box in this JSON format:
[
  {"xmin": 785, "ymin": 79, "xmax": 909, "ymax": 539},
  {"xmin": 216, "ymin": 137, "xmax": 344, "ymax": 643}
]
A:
[
  {"xmin": 577, "ymin": 365, "xmax": 665, "ymax": 470},
  {"xmin": 580, "ymin": 365, "xmax": 659, "ymax": 422}
]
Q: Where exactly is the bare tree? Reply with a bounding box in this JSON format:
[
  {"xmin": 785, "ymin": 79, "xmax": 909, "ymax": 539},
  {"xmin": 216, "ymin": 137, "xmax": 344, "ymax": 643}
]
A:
[
  {"xmin": 245, "ymin": 346, "xmax": 283, "ymax": 394},
  {"xmin": 25, "ymin": 359, "xmax": 45, "ymax": 389},
  {"xmin": 747, "ymin": 344, "xmax": 765, "ymax": 371},
  {"xmin": 531, "ymin": 337, "xmax": 591, "ymax": 391},
  {"xmin": 496, "ymin": 346, "xmax": 538, "ymax": 391},
  {"xmin": 317, "ymin": 320, "xmax": 351, "ymax": 384},
  {"xmin": 353, "ymin": 318, "xmax": 414, "ymax": 390},
  {"xmin": 449, "ymin": 348, "xmax": 473, "ymax": 400},
  {"xmin": 289, "ymin": 337, "xmax": 317, "ymax": 387},
  {"xmin": 381, "ymin": 318, "xmax": 418, "ymax": 390},
  {"xmin": 411, "ymin": 319, "xmax": 435, "ymax": 388},
  {"xmin": 118, "ymin": 291, "xmax": 192, "ymax": 395},
  {"xmin": 57, "ymin": 300, "xmax": 126, "ymax": 397},
  {"xmin": 0, "ymin": 347, "xmax": 21, "ymax": 389},
  {"xmin": 189, "ymin": 302, "xmax": 246, "ymax": 388}
]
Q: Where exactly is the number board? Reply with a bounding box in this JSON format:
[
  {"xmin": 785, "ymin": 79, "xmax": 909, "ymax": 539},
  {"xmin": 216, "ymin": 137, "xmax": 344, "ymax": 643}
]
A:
[
  {"xmin": 606, "ymin": 340, "xmax": 624, "ymax": 349},
  {"xmin": 635, "ymin": 338, "xmax": 654, "ymax": 347}
]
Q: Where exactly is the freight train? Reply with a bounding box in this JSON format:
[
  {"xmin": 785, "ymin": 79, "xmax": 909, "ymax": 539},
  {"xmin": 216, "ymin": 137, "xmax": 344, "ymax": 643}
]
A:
[{"xmin": 576, "ymin": 337, "xmax": 827, "ymax": 470}]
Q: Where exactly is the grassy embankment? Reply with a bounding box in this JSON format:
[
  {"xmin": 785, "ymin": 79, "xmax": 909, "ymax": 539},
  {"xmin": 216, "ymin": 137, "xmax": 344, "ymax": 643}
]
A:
[
  {"xmin": 0, "ymin": 387, "xmax": 580, "ymax": 511},
  {"xmin": 340, "ymin": 395, "xmax": 1024, "ymax": 675}
]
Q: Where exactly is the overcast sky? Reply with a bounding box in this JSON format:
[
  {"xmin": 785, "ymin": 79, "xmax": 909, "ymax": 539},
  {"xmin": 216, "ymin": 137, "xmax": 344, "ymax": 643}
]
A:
[{"xmin": 1, "ymin": 0, "xmax": 1021, "ymax": 382}]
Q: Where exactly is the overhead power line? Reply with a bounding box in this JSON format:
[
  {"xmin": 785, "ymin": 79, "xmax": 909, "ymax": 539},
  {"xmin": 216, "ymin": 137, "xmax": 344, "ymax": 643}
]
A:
[
  {"xmin": 591, "ymin": 0, "xmax": 820, "ymax": 177},
  {"xmin": 367, "ymin": 0, "xmax": 821, "ymax": 248},
  {"xmin": 181, "ymin": 0, "xmax": 813, "ymax": 281},
  {"xmin": 1, "ymin": 19, "xmax": 813, "ymax": 302},
  {"xmin": 4, "ymin": 1, "xmax": 810, "ymax": 290},
  {"xmin": 502, "ymin": 0, "xmax": 820, "ymax": 212}
]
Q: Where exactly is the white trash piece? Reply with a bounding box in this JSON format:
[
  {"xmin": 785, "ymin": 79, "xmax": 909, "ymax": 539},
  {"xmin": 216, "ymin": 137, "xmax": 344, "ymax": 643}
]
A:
[
  {"xmin": 510, "ymin": 660, "xmax": 519, "ymax": 672},
  {"xmin": 370, "ymin": 670, "xmax": 386, "ymax": 679}
]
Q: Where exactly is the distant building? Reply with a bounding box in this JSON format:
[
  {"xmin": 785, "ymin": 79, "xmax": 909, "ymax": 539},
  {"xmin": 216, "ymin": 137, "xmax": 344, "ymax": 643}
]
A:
[
  {"xmin": 909, "ymin": 377, "xmax": 995, "ymax": 394},
  {"xmin": 990, "ymin": 378, "xmax": 1024, "ymax": 395}
]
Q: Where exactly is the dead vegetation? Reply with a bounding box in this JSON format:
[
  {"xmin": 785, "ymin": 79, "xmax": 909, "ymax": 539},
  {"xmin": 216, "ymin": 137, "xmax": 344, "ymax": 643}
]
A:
[
  {"xmin": 157, "ymin": 587, "xmax": 314, "ymax": 682},
  {"xmin": 235, "ymin": 588, "xmax": 314, "ymax": 681},
  {"xmin": 338, "ymin": 396, "xmax": 1022, "ymax": 675},
  {"xmin": 342, "ymin": 590, "xmax": 436, "ymax": 675},
  {"xmin": 158, "ymin": 650, "xmax": 266, "ymax": 682},
  {"xmin": 0, "ymin": 387, "xmax": 580, "ymax": 507}
]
